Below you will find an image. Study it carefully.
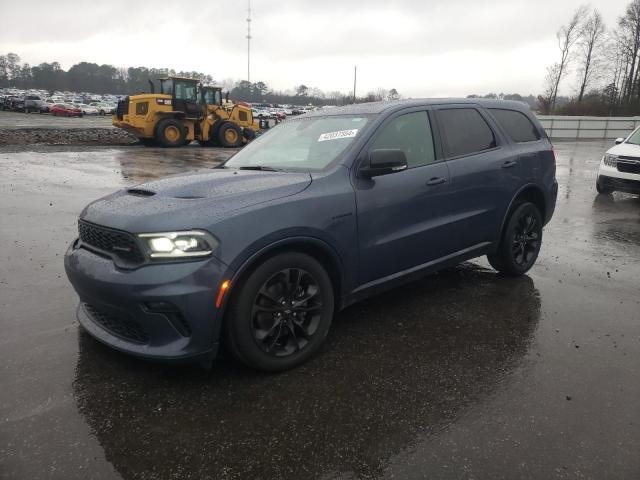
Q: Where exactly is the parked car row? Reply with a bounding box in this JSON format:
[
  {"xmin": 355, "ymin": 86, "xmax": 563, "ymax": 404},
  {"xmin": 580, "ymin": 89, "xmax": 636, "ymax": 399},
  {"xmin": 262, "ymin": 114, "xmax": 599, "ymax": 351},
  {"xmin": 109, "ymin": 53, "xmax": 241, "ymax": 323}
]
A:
[
  {"xmin": 249, "ymin": 103, "xmax": 318, "ymax": 120},
  {"xmin": 0, "ymin": 88, "xmax": 120, "ymax": 116}
]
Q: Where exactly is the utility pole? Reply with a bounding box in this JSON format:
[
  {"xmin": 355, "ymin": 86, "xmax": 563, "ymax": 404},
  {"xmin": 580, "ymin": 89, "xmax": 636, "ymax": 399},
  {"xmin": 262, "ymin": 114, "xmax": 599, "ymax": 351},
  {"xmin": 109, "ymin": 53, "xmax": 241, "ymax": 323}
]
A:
[
  {"xmin": 353, "ymin": 66, "xmax": 357, "ymax": 104},
  {"xmin": 246, "ymin": 0, "xmax": 252, "ymax": 83}
]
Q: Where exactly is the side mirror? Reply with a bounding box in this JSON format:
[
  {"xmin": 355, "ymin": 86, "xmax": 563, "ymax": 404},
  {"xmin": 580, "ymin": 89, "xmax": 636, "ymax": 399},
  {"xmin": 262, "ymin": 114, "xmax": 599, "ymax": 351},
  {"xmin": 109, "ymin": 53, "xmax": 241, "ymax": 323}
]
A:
[
  {"xmin": 615, "ymin": 137, "xmax": 624, "ymax": 145},
  {"xmin": 361, "ymin": 149, "xmax": 408, "ymax": 178}
]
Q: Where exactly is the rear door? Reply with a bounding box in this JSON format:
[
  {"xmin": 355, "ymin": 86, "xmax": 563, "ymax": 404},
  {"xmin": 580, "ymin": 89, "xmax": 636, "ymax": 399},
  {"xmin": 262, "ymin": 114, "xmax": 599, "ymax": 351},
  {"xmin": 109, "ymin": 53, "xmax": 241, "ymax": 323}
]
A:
[
  {"xmin": 433, "ymin": 105, "xmax": 521, "ymax": 251},
  {"xmin": 353, "ymin": 109, "xmax": 456, "ymax": 285},
  {"xmin": 487, "ymin": 108, "xmax": 546, "ymax": 183}
]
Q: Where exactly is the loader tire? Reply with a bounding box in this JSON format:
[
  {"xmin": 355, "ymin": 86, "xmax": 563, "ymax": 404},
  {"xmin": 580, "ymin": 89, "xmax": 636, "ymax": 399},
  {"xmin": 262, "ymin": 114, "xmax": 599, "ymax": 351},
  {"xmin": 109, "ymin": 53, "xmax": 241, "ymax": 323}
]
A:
[
  {"xmin": 156, "ymin": 118, "xmax": 186, "ymax": 148},
  {"xmin": 218, "ymin": 122, "xmax": 243, "ymax": 148}
]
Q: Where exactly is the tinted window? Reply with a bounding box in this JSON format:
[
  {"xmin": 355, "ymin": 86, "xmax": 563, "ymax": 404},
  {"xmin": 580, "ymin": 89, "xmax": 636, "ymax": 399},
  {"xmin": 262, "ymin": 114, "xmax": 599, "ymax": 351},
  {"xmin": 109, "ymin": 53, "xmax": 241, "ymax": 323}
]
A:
[
  {"xmin": 489, "ymin": 108, "xmax": 540, "ymax": 143},
  {"xmin": 370, "ymin": 111, "xmax": 435, "ymax": 168},
  {"xmin": 438, "ymin": 108, "xmax": 496, "ymax": 157}
]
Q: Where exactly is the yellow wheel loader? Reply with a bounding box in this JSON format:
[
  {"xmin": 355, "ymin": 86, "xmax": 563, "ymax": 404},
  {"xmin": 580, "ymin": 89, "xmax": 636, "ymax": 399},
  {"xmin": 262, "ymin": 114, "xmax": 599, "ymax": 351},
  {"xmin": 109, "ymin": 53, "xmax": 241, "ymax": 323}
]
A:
[{"xmin": 113, "ymin": 77, "xmax": 260, "ymax": 148}]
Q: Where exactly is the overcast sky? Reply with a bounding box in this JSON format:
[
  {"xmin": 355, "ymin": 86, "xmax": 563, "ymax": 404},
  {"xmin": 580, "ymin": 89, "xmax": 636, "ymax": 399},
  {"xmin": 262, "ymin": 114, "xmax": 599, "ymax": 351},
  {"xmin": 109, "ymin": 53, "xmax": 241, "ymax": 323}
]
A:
[{"xmin": 0, "ymin": 0, "xmax": 631, "ymax": 97}]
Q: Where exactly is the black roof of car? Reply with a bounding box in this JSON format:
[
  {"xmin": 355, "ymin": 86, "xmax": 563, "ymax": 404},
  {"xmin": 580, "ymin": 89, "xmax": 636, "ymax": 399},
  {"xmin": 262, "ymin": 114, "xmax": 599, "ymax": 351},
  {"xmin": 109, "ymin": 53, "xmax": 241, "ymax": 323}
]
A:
[{"xmin": 304, "ymin": 98, "xmax": 532, "ymax": 117}]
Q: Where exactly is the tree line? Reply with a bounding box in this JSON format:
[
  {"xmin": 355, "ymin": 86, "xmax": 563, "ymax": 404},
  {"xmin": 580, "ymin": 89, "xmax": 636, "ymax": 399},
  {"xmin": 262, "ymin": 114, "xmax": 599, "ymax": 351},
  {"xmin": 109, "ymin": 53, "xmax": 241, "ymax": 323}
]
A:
[
  {"xmin": 540, "ymin": 0, "xmax": 640, "ymax": 115},
  {"xmin": 0, "ymin": 53, "xmax": 400, "ymax": 106}
]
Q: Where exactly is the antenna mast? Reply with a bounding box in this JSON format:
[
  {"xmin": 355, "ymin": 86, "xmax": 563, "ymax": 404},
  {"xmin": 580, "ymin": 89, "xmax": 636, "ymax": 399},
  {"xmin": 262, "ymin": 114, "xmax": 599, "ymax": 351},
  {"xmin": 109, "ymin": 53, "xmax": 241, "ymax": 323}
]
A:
[{"xmin": 246, "ymin": 0, "xmax": 252, "ymax": 83}]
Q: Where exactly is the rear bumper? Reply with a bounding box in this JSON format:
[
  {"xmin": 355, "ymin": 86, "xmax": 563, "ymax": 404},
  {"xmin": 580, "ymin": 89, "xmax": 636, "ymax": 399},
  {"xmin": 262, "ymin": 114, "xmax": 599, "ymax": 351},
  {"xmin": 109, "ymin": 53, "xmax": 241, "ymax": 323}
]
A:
[
  {"xmin": 546, "ymin": 179, "xmax": 558, "ymax": 225},
  {"xmin": 64, "ymin": 242, "xmax": 228, "ymax": 363},
  {"xmin": 112, "ymin": 117, "xmax": 147, "ymax": 137}
]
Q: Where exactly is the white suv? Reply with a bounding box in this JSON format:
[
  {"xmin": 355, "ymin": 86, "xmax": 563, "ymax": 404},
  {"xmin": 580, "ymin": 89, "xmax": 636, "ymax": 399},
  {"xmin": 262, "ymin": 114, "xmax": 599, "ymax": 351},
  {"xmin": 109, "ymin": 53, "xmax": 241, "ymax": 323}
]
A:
[{"xmin": 597, "ymin": 128, "xmax": 640, "ymax": 195}]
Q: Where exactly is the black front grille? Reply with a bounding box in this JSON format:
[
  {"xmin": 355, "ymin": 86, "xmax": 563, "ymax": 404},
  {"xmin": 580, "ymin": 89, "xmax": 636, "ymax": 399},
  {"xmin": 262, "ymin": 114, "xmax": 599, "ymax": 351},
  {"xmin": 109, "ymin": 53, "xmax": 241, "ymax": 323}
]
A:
[
  {"xmin": 116, "ymin": 97, "xmax": 129, "ymax": 120},
  {"xmin": 78, "ymin": 220, "xmax": 145, "ymax": 265},
  {"xmin": 617, "ymin": 160, "xmax": 640, "ymax": 174},
  {"xmin": 84, "ymin": 303, "xmax": 149, "ymax": 344}
]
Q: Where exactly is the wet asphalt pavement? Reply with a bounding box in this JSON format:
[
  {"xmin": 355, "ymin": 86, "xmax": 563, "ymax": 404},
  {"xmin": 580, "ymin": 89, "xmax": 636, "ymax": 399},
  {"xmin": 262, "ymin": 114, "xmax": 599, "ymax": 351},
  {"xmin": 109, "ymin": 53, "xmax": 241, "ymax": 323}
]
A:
[{"xmin": 1, "ymin": 142, "xmax": 639, "ymax": 479}]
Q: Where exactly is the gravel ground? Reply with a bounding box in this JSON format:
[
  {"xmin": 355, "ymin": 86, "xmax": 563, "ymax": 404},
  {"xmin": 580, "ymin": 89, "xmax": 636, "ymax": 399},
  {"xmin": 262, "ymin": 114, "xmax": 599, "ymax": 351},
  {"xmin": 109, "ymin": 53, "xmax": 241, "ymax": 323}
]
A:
[{"xmin": 0, "ymin": 111, "xmax": 137, "ymax": 146}]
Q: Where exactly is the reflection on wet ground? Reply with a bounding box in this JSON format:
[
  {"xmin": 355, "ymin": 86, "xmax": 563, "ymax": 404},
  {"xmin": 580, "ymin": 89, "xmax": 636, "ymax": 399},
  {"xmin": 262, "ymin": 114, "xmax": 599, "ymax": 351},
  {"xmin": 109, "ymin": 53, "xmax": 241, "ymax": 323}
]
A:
[
  {"xmin": 1, "ymin": 142, "xmax": 639, "ymax": 479},
  {"xmin": 74, "ymin": 266, "xmax": 539, "ymax": 480}
]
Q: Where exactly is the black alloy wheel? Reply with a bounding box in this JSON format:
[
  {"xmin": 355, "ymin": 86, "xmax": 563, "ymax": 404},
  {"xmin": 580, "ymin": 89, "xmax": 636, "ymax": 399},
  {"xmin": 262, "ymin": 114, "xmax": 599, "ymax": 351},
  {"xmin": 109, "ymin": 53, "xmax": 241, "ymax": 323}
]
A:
[
  {"xmin": 511, "ymin": 210, "xmax": 540, "ymax": 267},
  {"xmin": 251, "ymin": 268, "xmax": 323, "ymax": 357},
  {"xmin": 225, "ymin": 252, "xmax": 334, "ymax": 371},
  {"xmin": 488, "ymin": 202, "xmax": 543, "ymax": 276}
]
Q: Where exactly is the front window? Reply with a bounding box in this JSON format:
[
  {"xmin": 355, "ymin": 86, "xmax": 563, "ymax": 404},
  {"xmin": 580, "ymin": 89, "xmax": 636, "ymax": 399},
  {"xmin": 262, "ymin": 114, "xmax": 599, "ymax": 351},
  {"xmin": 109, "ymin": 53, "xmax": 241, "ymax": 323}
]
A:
[
  {"xmin": 224, "ymin": 115, "xmax": 371, "ymax": 172},
  {"xmin": 202, "ymin": 89, "xmax": 222, "ymax": 105},
  {"xmin": 174, "ymin": 81, "xmax": 197, "ymax": 102}
]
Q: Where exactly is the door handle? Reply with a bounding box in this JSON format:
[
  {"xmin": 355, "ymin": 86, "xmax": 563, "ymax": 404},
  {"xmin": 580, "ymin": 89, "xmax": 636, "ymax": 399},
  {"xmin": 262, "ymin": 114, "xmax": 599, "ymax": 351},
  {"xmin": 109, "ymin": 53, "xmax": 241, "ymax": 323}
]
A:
[
  {"xmin": 426, "ymin": 177, "xmax": 447, "ymax": 186},
  {"xmin": 502, "ymin": 160, "xmax": 518, "ymax": 169}
]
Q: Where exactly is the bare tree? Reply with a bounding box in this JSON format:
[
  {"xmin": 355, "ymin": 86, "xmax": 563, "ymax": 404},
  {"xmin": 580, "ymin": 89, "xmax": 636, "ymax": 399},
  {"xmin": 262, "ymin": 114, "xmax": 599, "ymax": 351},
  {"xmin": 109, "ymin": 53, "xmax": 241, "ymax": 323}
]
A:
[
  {"xmin": 549, "ymin": 5, "xmax": 589, "ymax": 112},
  {"xmin": 617, "ymin": 0, "xmax": 640, "ymax": 101},
  {"xmin": 539, "ymin": 64, "xmax": 560, "ymax": 114},
  {"xmin": 576, "ymin": 9, "xmax": 606, "ymax": 101}
]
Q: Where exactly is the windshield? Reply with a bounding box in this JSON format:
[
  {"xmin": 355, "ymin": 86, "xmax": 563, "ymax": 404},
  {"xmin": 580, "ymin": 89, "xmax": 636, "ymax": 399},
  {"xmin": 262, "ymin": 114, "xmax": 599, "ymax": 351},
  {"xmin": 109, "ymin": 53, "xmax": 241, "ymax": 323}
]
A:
[
  {"xmin": 224, "ymin": 115, "xmax": 371, "ymax": 171},
  {"xmin": 626, "ymin": 127, "xmax": 640, "ymax": 145}
]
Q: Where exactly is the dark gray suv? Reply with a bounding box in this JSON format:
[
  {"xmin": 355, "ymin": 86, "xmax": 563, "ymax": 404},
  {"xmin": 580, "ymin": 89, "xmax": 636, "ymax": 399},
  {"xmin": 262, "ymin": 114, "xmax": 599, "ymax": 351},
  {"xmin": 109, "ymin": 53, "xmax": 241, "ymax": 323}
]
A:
[{"xmin": 65, "ymin": 99, "xmax": 557, "ymax": 371}]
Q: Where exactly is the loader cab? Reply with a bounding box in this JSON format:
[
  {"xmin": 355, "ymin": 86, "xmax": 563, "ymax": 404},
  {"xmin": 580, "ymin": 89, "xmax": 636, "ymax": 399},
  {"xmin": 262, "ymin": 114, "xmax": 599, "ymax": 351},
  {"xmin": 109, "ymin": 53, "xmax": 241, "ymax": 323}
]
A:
[
  {"xmin": 200, "ymin": 87, "xmax": 223, "ymax": 107},
  {"xmin": 159, "ymin": 77, "xmax": 200, "ymax": 117}
]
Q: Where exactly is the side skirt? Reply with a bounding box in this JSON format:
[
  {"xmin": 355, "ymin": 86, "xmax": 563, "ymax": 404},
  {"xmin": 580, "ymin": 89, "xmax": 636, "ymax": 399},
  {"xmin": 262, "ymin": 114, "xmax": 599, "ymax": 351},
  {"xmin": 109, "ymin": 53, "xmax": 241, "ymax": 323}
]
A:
[{"xmin": 340, "ymin": 242, "xmax": 493, "ymax": 309}]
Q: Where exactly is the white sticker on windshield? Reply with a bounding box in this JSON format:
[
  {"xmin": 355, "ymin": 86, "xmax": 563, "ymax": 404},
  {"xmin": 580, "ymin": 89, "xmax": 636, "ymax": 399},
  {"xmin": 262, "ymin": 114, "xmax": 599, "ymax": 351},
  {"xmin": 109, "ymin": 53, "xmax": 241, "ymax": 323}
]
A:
[{"xmin": 318, "ymin": 129, "xmax": 358, "ymax": 142}]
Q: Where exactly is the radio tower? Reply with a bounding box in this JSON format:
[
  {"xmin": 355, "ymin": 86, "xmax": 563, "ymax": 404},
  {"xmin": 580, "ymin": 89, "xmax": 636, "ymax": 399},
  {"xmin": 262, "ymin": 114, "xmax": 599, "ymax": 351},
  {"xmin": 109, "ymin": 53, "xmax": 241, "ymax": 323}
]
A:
[{"xmin": 246, "ymin": 0, "xmax": 252, "ymax": 83}]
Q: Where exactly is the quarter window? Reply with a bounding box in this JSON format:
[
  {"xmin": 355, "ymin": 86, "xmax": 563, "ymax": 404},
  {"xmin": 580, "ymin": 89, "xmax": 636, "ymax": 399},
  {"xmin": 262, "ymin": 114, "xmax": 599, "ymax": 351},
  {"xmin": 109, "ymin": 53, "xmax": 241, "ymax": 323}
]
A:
[
  {"xmin": 438, "ymin": 108, "xmax": 496, "ymax": 158},
  {"xmin": 370, "ymin": 111, "xmax": 436, "ymax": 168},
  {"xmin": 489, "ymin": 108, "xmax": 541, "ymax": 143}
]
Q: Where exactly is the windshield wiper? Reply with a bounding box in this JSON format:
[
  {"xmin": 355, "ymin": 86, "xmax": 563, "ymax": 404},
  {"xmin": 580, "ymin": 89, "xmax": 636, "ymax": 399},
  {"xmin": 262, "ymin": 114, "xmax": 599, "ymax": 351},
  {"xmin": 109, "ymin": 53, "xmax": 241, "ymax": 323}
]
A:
[{"xmin": 238, "ymin": 165, "xmax": 282, "ymax": 172}]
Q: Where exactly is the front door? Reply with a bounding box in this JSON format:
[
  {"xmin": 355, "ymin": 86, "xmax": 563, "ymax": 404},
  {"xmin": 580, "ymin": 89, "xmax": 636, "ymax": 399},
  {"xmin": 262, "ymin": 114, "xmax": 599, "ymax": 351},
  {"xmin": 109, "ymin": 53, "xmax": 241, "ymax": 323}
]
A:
[
  {"xmin": 353, "ymin": 110, "xmax": 457, "ymax": 285},
  {"xmin": 173, "ymin": 80, "xmax": 200, "ymax": 117}
]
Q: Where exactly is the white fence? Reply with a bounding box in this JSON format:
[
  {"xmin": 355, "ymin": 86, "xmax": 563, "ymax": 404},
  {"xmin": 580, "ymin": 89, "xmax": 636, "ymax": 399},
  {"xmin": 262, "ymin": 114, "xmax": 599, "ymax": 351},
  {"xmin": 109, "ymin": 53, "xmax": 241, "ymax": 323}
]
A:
[{"xmin": 536, "ymin": 116, "xmax": 640, "ymax": 140}]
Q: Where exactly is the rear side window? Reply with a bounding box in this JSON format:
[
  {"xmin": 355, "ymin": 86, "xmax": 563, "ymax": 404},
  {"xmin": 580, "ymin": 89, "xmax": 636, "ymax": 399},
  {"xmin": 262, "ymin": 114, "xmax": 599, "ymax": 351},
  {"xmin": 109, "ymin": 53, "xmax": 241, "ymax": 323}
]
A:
[
  {"xmin": 489, "ymin": 108, "xmax": 540, "ymax": 143},
  {"xmin": 370, "ymin": 111, "xmax": 436, "ymax": 168},
  {"xmin": 438, "ymin": 108, "xmax": 496, "ymax": 158}
]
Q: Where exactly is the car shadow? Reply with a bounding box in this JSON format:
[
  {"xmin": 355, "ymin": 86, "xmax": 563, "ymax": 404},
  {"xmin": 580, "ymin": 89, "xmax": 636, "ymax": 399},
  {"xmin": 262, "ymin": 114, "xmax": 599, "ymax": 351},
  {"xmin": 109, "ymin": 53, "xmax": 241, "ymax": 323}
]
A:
[{"xmin": 73, "ymin": 263, "xmax": 540, "ymax": 479}]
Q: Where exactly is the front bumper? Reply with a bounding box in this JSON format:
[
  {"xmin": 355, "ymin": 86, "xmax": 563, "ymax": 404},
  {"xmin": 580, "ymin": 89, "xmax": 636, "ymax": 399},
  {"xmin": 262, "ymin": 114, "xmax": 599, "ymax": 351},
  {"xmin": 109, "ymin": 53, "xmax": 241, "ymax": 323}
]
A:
[
  {"xmin": 598, "ymin": 163, "xmax": 640, "ymax": 194},
  {"xmin": 64, "ymin": 241, "xmax": 228, "ymax": 363}
]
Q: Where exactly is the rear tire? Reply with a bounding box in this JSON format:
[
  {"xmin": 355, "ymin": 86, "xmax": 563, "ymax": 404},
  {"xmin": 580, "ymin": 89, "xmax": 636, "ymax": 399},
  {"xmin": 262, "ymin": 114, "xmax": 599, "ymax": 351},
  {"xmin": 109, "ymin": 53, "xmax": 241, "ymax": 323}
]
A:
[
  {"xmin": 225, "ymin": 252, "xmax": 335, "ymax": 372},
  {"xmin": 487, "ymin": 202, "xmax": 543, "ymax": 276},
  {"xmin": 156, "ymin": 118, "xmax": 186, "ymax": 148},
  {"xmin": 217, "ymin": 122, "xmax": 243, "ymax": 148},
  {"xmin": 596, "ymin": 178, "xmax": 614, "ymax": 194}
]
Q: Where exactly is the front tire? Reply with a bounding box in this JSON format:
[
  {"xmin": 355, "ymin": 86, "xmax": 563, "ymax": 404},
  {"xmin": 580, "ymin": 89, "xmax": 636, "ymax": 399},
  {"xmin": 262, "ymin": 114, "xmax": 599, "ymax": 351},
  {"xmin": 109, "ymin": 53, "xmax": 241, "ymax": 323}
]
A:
[
  {"xmin": 487, "ymin": 202, "xmax": 543, "ymax": 276},
  {"xmin": 217, "ymin": 122, "xmax": 243, "ymax": 148},
  {"xmin": 225, "ymin": 252, "xmax": 335, "ymax": 372},
  {"xmin": 596, "ymin": 178, "xmax": 614, "ymax": 194}
]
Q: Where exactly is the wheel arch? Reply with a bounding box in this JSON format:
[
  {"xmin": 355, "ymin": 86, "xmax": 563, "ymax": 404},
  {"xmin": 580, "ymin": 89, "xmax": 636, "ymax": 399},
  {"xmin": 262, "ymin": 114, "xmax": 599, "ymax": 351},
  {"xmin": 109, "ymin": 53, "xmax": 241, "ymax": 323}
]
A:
[
  {"xmin": 218, "ymin": 237, "xmax": 344, "ymax": 318},
  {"xmin": 496, "ymin": 184, "xmax": 547, "ymax": 248}
]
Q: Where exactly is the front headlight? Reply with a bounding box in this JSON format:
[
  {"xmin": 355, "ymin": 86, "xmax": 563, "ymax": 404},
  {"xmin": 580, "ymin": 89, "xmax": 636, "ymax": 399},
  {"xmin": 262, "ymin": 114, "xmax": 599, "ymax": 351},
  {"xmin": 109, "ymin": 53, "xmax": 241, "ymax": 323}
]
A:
[
  {"xmin": 138, "ymin": 230, "xmax": 218, "ymax": 259},
  {"xmin": 603, "ymin": 153, "xmax": 618, "ymax": 167}
]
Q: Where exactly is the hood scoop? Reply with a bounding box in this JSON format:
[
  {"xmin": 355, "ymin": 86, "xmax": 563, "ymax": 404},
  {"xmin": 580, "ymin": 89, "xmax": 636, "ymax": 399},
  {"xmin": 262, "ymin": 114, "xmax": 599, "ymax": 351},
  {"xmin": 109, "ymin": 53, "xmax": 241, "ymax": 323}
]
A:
[{"xmin": 126, "ymin": 188, "xmax": 156, "ymax": 197}]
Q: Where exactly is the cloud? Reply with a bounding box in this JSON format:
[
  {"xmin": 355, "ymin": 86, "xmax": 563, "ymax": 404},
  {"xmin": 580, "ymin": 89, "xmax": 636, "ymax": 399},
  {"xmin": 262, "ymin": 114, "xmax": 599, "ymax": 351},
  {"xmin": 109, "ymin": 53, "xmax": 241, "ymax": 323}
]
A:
[{"xmin": 0, "ymin": 0, "xmax": 631, "ymax": 96}]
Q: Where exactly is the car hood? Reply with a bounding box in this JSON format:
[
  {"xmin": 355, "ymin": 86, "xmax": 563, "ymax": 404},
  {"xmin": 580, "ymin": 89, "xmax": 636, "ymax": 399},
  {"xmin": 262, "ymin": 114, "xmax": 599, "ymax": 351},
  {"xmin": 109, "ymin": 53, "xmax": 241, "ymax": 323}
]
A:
[
  {"xmin": 80, "ymin": 169, "xmax": 312, "ymax": 233},
  {"xmin": 607, "ymin": 142, "xmax": 640, "ymax": 157}
]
